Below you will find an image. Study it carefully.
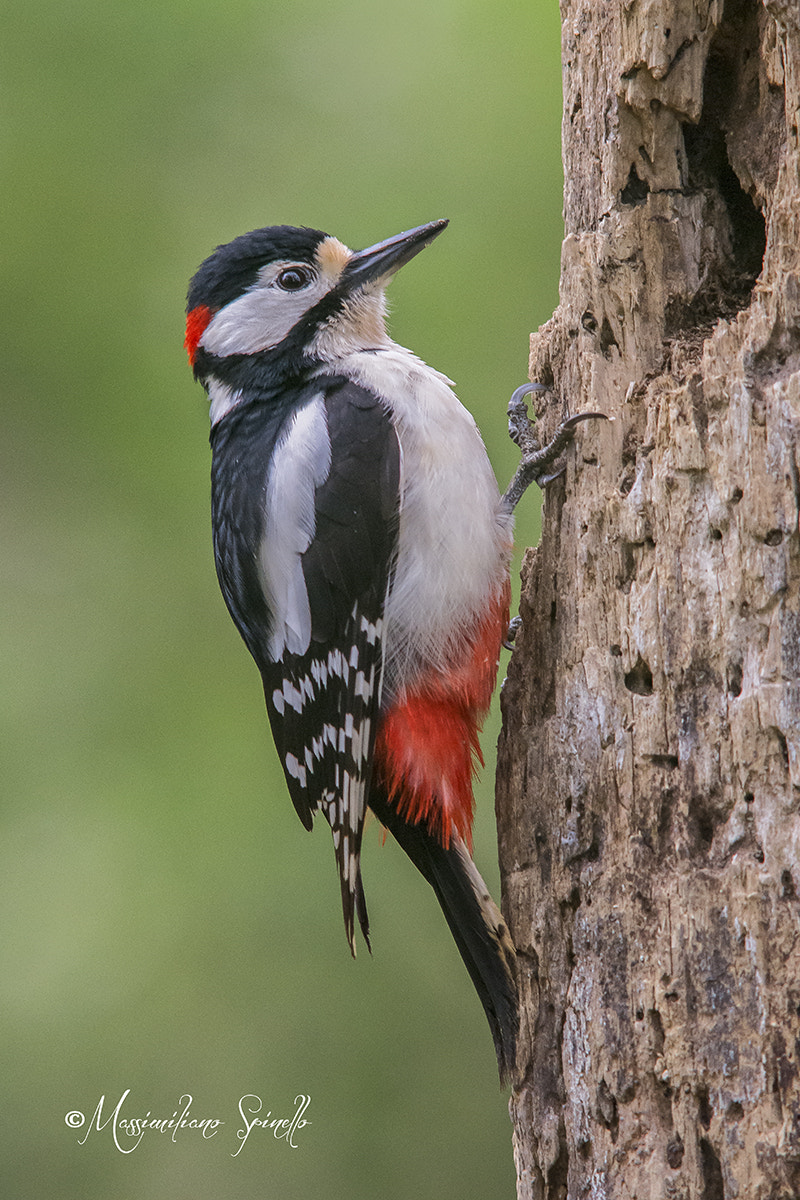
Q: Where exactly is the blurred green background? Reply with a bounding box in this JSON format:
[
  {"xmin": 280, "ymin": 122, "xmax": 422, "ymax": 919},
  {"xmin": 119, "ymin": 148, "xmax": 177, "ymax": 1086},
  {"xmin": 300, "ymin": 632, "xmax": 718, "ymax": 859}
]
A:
[{"xmin": 2, "ymin": 1, "xmax": 562, "ymax": 1196}]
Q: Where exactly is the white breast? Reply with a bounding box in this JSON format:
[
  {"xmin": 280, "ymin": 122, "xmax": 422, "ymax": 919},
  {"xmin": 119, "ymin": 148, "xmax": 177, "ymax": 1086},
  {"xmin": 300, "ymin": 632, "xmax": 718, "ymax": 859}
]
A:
[{"xmin": 329, "ymin": 346, "xmax": 513, "ymax": 687}]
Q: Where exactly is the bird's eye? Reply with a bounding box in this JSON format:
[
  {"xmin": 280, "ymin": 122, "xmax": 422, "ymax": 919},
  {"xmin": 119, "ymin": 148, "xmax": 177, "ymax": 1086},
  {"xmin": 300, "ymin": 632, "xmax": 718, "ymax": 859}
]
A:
[{"xmin": 276, "ymin": 267, "xmax": 312, "ymax": 291}]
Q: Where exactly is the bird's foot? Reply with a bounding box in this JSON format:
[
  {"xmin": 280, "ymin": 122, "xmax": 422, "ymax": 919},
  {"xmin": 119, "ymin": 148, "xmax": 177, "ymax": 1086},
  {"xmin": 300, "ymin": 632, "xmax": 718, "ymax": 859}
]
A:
[
  {"xmin": 502, "ymin": 383, "xmax": 609, "ymax": 511},
  {"xmin": 503, "ymin": 615, "xmax": 523, "ymax": 651}
]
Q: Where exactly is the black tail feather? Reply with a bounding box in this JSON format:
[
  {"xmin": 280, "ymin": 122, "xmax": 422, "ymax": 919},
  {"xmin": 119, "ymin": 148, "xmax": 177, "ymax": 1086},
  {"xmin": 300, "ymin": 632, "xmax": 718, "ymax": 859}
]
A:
[
  {"xmin": 355, "ymin": 866, "xmax": 371, "ymax": 952},
  {"xmin": 368, "ymin": 790, "xmax": 518, "ymax": 1084}
]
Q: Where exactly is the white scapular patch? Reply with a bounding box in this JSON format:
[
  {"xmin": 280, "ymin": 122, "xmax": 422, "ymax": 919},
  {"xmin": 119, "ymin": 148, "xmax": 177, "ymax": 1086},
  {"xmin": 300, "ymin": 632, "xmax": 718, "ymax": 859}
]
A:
[{"xmin": 260, "ymin": 396, "xmax": 331, "ymax": 658}]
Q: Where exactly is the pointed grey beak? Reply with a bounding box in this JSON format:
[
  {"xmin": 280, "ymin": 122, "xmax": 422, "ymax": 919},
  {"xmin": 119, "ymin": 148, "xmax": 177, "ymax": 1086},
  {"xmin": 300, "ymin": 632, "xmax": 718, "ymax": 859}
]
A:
[{"xmin": 342, "ymin": 219, "xmax": 449, "ymax": 290}]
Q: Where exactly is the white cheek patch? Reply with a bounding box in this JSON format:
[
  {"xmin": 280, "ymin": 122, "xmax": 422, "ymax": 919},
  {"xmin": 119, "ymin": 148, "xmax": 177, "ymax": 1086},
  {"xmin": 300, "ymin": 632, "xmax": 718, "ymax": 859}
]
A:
[
  {"xmin": 259, "ymin": 396, "xmax": 332, "ymax": 658},
  {"xmin": 200, "ymin": 272, "xmax": 331, "ymax": 358}
]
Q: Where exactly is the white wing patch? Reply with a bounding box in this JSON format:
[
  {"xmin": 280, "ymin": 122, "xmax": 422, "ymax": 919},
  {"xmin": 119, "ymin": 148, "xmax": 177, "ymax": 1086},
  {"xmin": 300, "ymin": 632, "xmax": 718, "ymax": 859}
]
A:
[{"xmin": 260, "ymin": 396, "xmax": 331, "ymax": 659}]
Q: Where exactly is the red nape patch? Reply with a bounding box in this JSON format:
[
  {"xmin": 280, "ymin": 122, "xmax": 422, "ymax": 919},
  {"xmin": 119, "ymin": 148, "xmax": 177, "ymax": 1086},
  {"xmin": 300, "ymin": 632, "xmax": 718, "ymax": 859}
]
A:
[
  {"xmin": 184, "ymin": 304, "xmax": 214, "ymax": 365},
  {"xmin": 374, "ymin": 583, "xmax": 510, "ymax": 851}
]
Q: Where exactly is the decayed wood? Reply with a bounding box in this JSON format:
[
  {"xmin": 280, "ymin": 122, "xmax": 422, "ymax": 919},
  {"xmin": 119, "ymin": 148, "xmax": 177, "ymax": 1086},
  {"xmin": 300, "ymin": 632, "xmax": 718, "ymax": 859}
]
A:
[{"xmin": 496, "ymin": 3, "xmax": 800, "ymax": 1197}]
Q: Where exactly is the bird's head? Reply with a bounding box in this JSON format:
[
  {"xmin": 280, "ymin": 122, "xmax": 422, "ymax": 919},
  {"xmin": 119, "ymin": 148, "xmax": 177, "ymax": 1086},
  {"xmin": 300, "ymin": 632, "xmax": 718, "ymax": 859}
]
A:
[{"xmin": 185, "ymin": 219, "xmax": 449, "ymax": 388}]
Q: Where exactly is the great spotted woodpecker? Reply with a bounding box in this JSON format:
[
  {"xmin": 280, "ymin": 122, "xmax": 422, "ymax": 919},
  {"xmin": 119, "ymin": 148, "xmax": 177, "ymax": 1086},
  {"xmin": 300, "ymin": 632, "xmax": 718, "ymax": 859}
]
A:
[{"xmin": 185, "ymin": 219, "xmax": 598, "ymax": 1081}]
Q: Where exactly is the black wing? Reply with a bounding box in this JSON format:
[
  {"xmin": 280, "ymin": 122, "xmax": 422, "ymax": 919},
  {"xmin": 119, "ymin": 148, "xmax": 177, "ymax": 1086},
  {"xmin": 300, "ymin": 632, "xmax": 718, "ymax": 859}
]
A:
[{"xmin": 212, "ymin": 377, "xmax": 400, "ymax": 953}]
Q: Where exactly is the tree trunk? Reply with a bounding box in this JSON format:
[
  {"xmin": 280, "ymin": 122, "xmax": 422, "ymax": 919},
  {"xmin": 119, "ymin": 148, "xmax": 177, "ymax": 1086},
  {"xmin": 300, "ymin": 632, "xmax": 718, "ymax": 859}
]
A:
[{"xmin": 496, "ymin": 3, "xmax": 800, "ymax": 1197}]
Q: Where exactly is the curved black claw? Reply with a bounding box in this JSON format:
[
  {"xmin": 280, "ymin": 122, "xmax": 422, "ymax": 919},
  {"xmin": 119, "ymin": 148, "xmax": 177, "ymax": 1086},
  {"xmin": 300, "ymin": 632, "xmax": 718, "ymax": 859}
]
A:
[
  {"xmin": 507, "ymin": 383, "xmax": 548, "ymax": 452},
  {"xmin": 503, "ymin": 615, "xmax": 523, "ymax": 651},
  {"xmin": 502, "ymin": 382, "xmax": 609, "ymax": 512}
]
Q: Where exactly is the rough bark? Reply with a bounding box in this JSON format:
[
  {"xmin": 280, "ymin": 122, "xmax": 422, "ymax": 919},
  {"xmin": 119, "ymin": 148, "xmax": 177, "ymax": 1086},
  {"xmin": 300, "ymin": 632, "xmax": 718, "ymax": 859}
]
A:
[{"xmin": 496, "ymin": 3, "xmax": 800, "ymax": 1198}]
